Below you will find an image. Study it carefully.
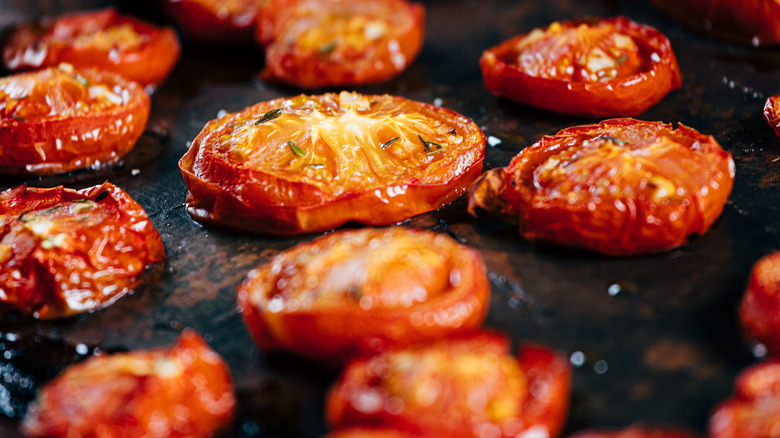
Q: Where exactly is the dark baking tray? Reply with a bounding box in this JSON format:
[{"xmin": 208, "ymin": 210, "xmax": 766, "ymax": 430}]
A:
[{"xmin": 2, "ymin": 0, "xmax": 780, "ymax": 436}]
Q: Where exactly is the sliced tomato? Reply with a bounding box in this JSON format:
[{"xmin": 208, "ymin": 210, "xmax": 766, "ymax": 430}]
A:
[
  {"xmin": 764, "ymin": 94, "xmax": 780, "ymax": 138},
  {"xmin": 179, "ymin": 91, "xmax": 486, "ymax": 234},
  {"xmin": 739, "ymin": 252, "xmax": 780, "ymax": 353},
  {"xmin": 257, "ymin": 0, "xmax": 424, "ymax": 88},
  {"xmin": 237, "ymin": 227, "xmax": 490, "ymax": 364},
  {"xmin": 468, "ymin": 118, "xmax": 735, "ymax": 255},
  {"xmin": 709, "ymin": 358, "xmax": 780, "ymax": 438},
  {"xmin": 21, "ymin": 330, "xmax": 236, "ymax": 438},
  {"xmin": 652, "ymin": 0, "xmax": 780, "ymax": 46},
  {"xmin": 0, "ymin": 63, "xmax": 150, "ymax": 175},
  {"xmin": 325, "ymin": 332, "xmax": 571, "ymax": 438},
  {"xmin": 2, "ymin": 8, "xmax": 180, "ymax": 86},
  {"xmin": 571, "ymin": 426, "xmax": 699, "ymax": 438},
  {"xmin": 164, "ymin": 0, "xmax": 266, "ymax": 45},
  {"xmin": 0, "ymin": 182, "xmax": 165, "ymax": 319},
  {"xmin": 480, "ymin": 17, "xmax": 682, "ymax": 117}
]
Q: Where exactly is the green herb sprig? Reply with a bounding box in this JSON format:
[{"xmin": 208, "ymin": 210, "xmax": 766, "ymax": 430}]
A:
[
  {"xmin": 255, "ymin": 108, "xmax": 282, "ymax": 125},
  {"xmin": 288, "ymin": 140, "xmax": 306, "ymax": 157}
]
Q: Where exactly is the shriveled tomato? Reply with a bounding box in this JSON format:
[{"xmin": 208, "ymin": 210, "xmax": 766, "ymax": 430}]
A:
[
  {"xmin": 468, "ymin": 118, "xmax": 735, "ymax": 255},
  {"xmin": 652, "ymin": 0, "xmax": 780, "ymax": 46},
  {"xmin": 570, "ymin": 426, "xmax": 699, "ymax": 438},
  {"xmin": 764, "ymin": 94, "xmax": 780, "ymax": 138},
  {"xmin": 739, "ymin": 252, "xmax": 780, "ymax": 353},
  {"xmin": 480, "ymin": 17, "xmax": 682, "ymax": 117},
  {"xmin": 21, "ymin": 330, "xmax": 236, "ymax": 438},
  {"xmin": 237, "ymin": 227, "xmax": 490, "ymax": 364},
  {"xmin": 326, "ymin": 331, "xmax": 571, "ymax": 438},
  {"xmin": 0, "ymin": 182, "xmax": 165, "ymax": 319},
  {"xmin": 180, "ymin": 91, "xmax": 486, "ymax": 234},
  {"xmin": 165, "ymin": 0, "xmax": 266, "ymax": 45},
  {"xmin": 0, "ymin": 63, "xmax": 150, "ymax": 175},
  {"xmin": 2, "ymin": 8, "xmax": 180, "ymax": 86},
  {"xmin": 708, "ymin": 357, "xmax": 780, "ymax": 438},
  {"xmin": 257, "ymin": 0, "xmax": 425, "ymax": 88}
]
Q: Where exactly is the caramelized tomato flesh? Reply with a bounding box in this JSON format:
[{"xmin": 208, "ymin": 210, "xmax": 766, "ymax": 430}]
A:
[
  {"xmin": 21, "ymin": 330, "xmax": 236, "ymax": 438},
  {"xmin": 468, "ymin": 118, "xmax": 735, "ymax": 255},
  {"xmin": 764, "ymin": 94, "xmax": 780, "ymax": 138},
  {"xmin": 326, "ymin": 332, "xmax": 571, "ymax": 438},
  {"xmin": 237, "ymin": 227, "xmax": 490, "ymax": 363},
  {"xmin": 570, "ymin": 427, "xmax": 699, "ymax": 438},
  {"xmin": 740, "ymin": 252, "xmax": 780, "ymax": 353},
  {"xmin": 180, "ymin": 92, "xmax": 486, "ymax": 234},
  {"xmin": 0, "ymin": 183, "xmax": 165, "ymax": 319}
]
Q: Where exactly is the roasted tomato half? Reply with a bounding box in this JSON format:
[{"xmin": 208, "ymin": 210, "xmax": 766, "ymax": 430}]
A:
[
  {"xmin": 326, "ymin": 331, "xmax": 571, "ymax": 438},
  {"xmin": 468, "ymin": 118, "xmax": 735, "ymax": 255},
  {"xmin": 325, "ymin": 428, "xmax": 421, "ymax": 438},
  {"xmin": 237, "ymin": 227, "xmax": 490, "ymax": 364},
  {"xmin": 22, "ymin": 330, "xmax": 236, "ymax": 438},
  {"xmin": 764, "ymin": 94, "xmax": 780, "ymax": 138},
  {"xmin": 652, "ymin": 0, "xmax": 780, "ymax": 46},
  {"xmin": 0, "ymin": 63, "xmax": 150, "ymax": 175},
  {"xmin": 164, "ymin": 0, "xmax": 266, "ymax": 45},
  {"xmin": 180, "ymin": 92, "xmax": 486, "ymax": 234},
  {"xmin": 739, "ymin": 252, "xmax": 780, "ymax": 353},
  {"xmin": 2, "ymin": 8, "xmax": 180, "ymax": 86},
  {"xmin": 480, "ymin": 17, "xmax": 682, "ymax": 117},
  {"xmin": 709, "ymin": 357, "xmax": 780, "ymax": 438},
  {"xmin": 0, "ymin": 183, "xmax": 165, "ymax": 319},
  {"xmin": 570, "ymin": 426, "xmax": 699, "ymax": 438},
  {"xmin": 257, "ymin": 0, "xmax": 425, "ymax": 88}
]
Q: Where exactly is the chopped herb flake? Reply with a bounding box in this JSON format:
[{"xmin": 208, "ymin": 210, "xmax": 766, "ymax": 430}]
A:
[
  {"xmin": 36, "ymin": 205, "xmax": 61, "ymax": 216},
  {"xmin": 319, "ymin": 41, "xmax": 337, "ymax": 56},
  {"xmin": 11, "ymin": 114, "xmax": 26, "ymax": 123},
  {"xmin": 616, "ymin": 54, "xmax": 627, "ymax": 65},
  {"xmin": 426, "ymin": 148, "xmax": 445, "ymax": 156},
  {"xmin": 73, "ymin": 74, "xmax": 90, "ymax": 87},
  {"xmin": 94, "ymin": 191, "xmax": 110, "ymax": 202},
  {"xmin": 381, "ymin": 137, "xmax": 400, "ymax": 149},
  {"xmin": 288, "ymin": 140, "xmax": 306, "ymax": 157},
  {"xmin": 418, "ymin": 134, "xmax": 432, "ymax": 152},
  {"xmin": 595, "ymin": 135, "xmax": 630, "ymax": 146},
  {"xmin": 255, "ymin": 108, "xmax": 282, "ymax": 125}
]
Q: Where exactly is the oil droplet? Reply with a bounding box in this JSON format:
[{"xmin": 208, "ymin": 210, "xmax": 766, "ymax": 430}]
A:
[
  {"xmin": 487, "ymin": 132, "xmax": 528, "ymax": 151},
  {"xmin": 607, "ymin": 281, "xmax": 638, "ymax": 298},
  {"xmin": 570, "ymin": 351, "xmax": 586, "ymax": 367},
  {"xmin": 594, "ymin": 360, "xmax": 608, "ymax": 374},
  {"xmin": 751, "ymin": 342, "xmax": 768, "ymax": 359}
]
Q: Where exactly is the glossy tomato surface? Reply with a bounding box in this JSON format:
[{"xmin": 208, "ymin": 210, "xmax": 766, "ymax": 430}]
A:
[
  {"xmin": 237, "ymin": 227, "xmax": 490, "ymax": 364},
  {"xmin": 468, "ymin": 118, "xmax": 735, "ymax": 255},
  {"xmin": 165, "ymin": 0, "xmax": 265, "ymax": 44},
  {"xmin": 709, "ymin": 357, "xmax": 780, "ymax": 438},
  {"xmin": 570, "ymin": 426, "xmax": 699, "ymax": 438},
  {"xmin": 326, "ymin": 331, "xmax": 571, "ymax": 438},
  {"xmin": 739, "ymin": 252, "xmax": 780, "ymax": 353},
  {"xmin": 180, "ymin": 91, "xmax": 486, "ymax": 234},
  {"xmin": 764, "ymin": 94, "xmax": 780, "ymax": 138},
  {"xmin": 652, "ymin": 0, "xmax": 780, "ymax": 46},
  {"xmin": 0, "ymin": 183, "xmax": 165, "ymax": 319},
  {"xmin": 0, "ymin": 63, "xmax": 150, "ymax": 175},
  {"xmin": 480, "ymin": 17, "xmax": 681, "ymax": 117},
  {"xmin": 325, "ymin": 428, "xmax": 421, "ymax": 438},
  {"xmin": 2, "ymin": 8, "xmax": 180, "ymax": 86},
  {"xmin": 21, "ymin": 330, "xmax": 236, "ymax": 438},
  {"xmin": 257, "ymin": 0, "xmax": 424, "ymax": 88}
]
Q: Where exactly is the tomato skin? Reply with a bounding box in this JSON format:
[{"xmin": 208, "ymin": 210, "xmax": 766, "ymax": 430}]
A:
[
  {"xmin": 0, "ymin": 183, "xmax": 165, "ymax": 319},
  {"xmin": 325, "ymin": 332, "xmax": 571, "ymax": 438},
  {"xmin": 164, "ymin": 0, "xmax": 264, "ymax": 45},
  {"xmin": 180, "ymin": 92, "xmax": 486, "ymax": 235},
  {"xmin": 324, "ymin": 428, "xmax": 421, "ymax": 438},
  {"xmin": 652, "ymin": 0, "xmax": 780, "ymax": 46},
  {"xmin": 480, "ymin": 17, "xmax": 682, "ymax": 117},
  {"xmin": 764, "ymin": 95, "xmax": 780, "ymax": 138},
  {"xmin": 739, "ymin": 252, "xmax": 780, "ymax": 353},
  {"xmin": 468, "ymin": 118, "xmax": 734, "ymax": 255},
  {"xmin": 570, "ymin": 427, "xmax": 699, "ymax": 438},
  {"xmin": 0, "ymin": 64, "xmax": 150, "ymax": 175},
  {"xmin": 257, "ymin": 0, "xmax": 425, "ymax": 88},
  {"xmin": 21, "ymin": 330, "xmax": 236, "ymax": 438},
  {"xmin": 2, "ymin": 8, "xmax": 180, "ymax": 86},
  {"xmin": 709, "ymin": 358, "xmax": 780, "ymax": 438},
  {"xmin": 237, "ymin": 227, "xmax": 490, "ymax": 364}
]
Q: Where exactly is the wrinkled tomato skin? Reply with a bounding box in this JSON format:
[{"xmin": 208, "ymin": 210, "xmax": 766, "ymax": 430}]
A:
[
  {"xmin": 480, "ymin": 17, "xmax": 681, "ymax": 117},
  {"xmin": 0, "ymin": 183, "xmax": 165, "ymax": 319},
  {"xmin": 570, "ymin": 426, "xmax": 699, "ymax": 438},
  {"xmin": 164, "ymin": 0, "xmax": 264, "ymax": 45},
  {"xmin": 739, "ymin": 252, "xmax": 780, "ymax": 353},
  {"xmin": 21, "ymin": 330, "xmax": 236, "ymax": 438},
  {"xmin": 180, "ymin": 92, "xmax": 486, "ymax": 235},
  {"xmin": 326, "ymin": 332, "xmax": 571, "ymax": 438},
  {"xmin": 2, "ymin": 8, "xmax": 180, "ymax": 86},
  {"xmin": 763, "ymin": 95, "xmax": 780, "ymax": 138},
  {"xmin": 709, "ymin": 358, "xmax": 780, "ymax": 438},
  {"xmin": 0, "ymin": 65, "xmax": 150, "ymax": 175},
  {"xmin": 257, "ymin": 0, "xmax": 424, "ymax": 88},
  {"xmin": 468, "ymin": 118, "xmax": 735, "ymax": 255},
  {"xmin": 652, "ymin": 0, "xmax": 780, "ymax": 46},
  {"xmin": 237, "ymin": 227, "xmax": 490, "ymax": 364}
]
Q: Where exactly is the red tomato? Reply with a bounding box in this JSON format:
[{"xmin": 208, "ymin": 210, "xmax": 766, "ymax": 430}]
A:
[
  {"xmin": 21, "ymin": 330, "xmax": 236, "ymax": 438},
  {"xmin": 739, "ymin": 252, "xmax": 780, "ymax": 353},
  {"xmin": 164, "ymin": 0, "xmax": 266, "ymax": 45},
  {"xmin": 652, "ymin": 0, "xmax": 780, "ymax": 46},
  {"xmin": 257, "ymin": 0, "xmax": 425, "ymax": 88},
  {"xmin": 709, "ymin": 357, "xmax": 780, "ymax": 438},
  {"xmin": 326, "ymin": 332, "xmax": 571, "ymax": 438},
  {"xmin": 179, "ymin": 92, "xmax": 486, "ymax": 235},
  {"xmin": 0, "ymin": 63, "xmax": 150, "ymax": 175},
  {"xmin": 468, "ymin": 118, "xmax": 735, "ymax": 255},
  {"xmin": 0, "ymin": 182, "xmax": 165, "ymax": 319},
  {"xmin": 2, "ymin": 8, "xmax": 180, "ymax": 86},
  {"xmin": 570, "ymin": 426, "xmax": 699, "ymax": 438},
  {"xmin": 480, "ymin": 17, "xmax": 682, "ymax": 117},
  {"xmin": 764, "ymin": 94, "xmax": 780, "ymax": 138},
  {"xmin": 237, "ymin": 227, "xmax": 490, "ymax": 364},
  {"xmin": 325, "ymin": 428, "xmax": 421, "ymax": 438}
]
